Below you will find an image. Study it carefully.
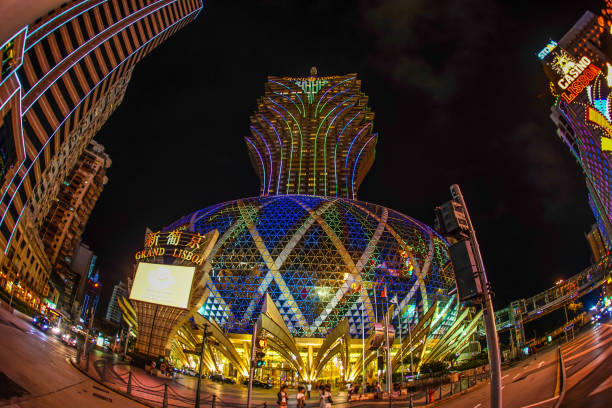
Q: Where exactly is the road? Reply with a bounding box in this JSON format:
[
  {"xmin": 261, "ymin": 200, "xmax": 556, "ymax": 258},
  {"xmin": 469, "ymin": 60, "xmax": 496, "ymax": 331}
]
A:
[
  {"xmin": 560, "ymin": 321, "xmax": 612, "ymax": 408},
  {"xmin": 0, "ymin": 306, "xmax": 143, "ymax": 408}
]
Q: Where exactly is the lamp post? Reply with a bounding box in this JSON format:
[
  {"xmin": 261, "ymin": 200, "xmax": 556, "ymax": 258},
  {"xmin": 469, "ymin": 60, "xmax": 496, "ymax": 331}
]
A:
[{"xmin": 195, "ymin": 322, "xmax": 210, "ymax": 408}]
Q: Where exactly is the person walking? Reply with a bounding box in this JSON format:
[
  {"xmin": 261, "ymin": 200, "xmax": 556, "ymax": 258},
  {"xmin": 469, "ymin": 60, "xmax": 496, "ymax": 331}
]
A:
[
  {"xmin": 277, "ymin": 385, "xmax": 288, "ymax": 407},
  {"xmin": 307, "ymin": 382, "xmax": 312, "ymax": 399},
  {"xmin": 296, "ymin": 386, "xmax": 306, "ymax": 408},
  {"xmin": 322, "ymin": 385, "xmax": 333, "ymax": 408}
]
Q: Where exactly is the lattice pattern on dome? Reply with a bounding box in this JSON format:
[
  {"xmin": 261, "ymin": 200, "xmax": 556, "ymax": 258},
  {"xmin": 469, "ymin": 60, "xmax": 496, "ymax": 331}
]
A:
[
  {"xmin": 165, "ymin": 195, "xmax": 455, "ymax": 338},
  {"xmin": 246, "ymin": 73, "xmax": 377, "ymax": 198}
]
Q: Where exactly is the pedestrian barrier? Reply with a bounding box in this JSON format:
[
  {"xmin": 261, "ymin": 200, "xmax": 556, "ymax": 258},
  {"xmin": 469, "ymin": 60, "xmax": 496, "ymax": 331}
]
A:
[{"xmin": 73, "ymin": 351, "xmax": 489, "ymax": 407}]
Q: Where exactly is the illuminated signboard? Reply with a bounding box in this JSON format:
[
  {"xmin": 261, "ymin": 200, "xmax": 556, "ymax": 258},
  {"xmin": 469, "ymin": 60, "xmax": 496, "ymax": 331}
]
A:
[
  {"xmin": 129, "ymin": 263, "xmax": 195, "ymax": 309},
  {"xmin": 134, "ymin": 230, "xmax": 208, "ymax": 265},
  {"xmin": 538, "ymin": 40, "xmax": 557, "ymax": 60}
]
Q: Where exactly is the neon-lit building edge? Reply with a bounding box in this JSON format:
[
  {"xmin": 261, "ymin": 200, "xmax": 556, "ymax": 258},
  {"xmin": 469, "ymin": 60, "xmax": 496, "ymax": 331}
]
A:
[
  {"xmin": 541, "ymin": 3, "xmax": 612, "ymax": 250},
  {"xmin": 0, "ymin": 0, "xmax": 204, "ymax": 310},
  {"xmin": 125, "ymin": 72, "xmax": 479, "ymax": 383}
]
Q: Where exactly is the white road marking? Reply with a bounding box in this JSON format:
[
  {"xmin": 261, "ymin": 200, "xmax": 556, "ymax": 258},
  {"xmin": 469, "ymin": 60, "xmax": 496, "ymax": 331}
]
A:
[
  {"xmin": 588, "ymin": 375, "xmax": 612, "ymax": 396},
  {"xmin": 567, "ymin": 344, "xmax": 612, "ymax": 389},
  {"xmin": 519, "ymin": 395, "xmax": 559, "ymax": 408},
  {"xmin": 565, "ymin": 334, "xmax": 612, "ymax": 362},
  {"xmin": 502, "ymin": 375, "xmax": 509, "ymax": 380},
  {"xmin": 473, "ymin": 404, "xmax": 482, "ymax": 408},
  {"xmin": 513, "ymin": 373, "xmax": 522, "ymax": 380},
  {"xmin": 537, "ymin": 362, "xmax": 544, "ymax": 368}
]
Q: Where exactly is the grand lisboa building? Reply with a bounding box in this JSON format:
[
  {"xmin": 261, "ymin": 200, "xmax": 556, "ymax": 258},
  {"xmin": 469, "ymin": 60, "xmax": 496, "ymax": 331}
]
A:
[{"xmin": 126, "ymin": 70, "xmax": 480, "ymax": 383}]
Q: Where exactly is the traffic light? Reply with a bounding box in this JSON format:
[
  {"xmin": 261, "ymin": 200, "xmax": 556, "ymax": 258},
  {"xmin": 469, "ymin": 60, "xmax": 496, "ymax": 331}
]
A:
[
  {"xmin": 434, "ymin": 200, "xmax": 469, "ymax": 236},
  {"xmin": 448, "ymin": 240, "xmax": 482, "ymax": 302},
  {"xmin": 254, "ymin": 336, "xmax": 266, "ymax": 367}
]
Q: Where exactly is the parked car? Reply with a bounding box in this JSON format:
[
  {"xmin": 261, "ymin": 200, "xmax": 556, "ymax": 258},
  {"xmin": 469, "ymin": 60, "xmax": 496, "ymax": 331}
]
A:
[{"xmin": 223, "ymin": 377, "xmax": 236, "ymax": 384}]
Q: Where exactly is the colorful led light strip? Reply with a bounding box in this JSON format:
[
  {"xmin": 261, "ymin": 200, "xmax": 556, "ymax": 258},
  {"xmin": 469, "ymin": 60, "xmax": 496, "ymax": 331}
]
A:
[
  {"xmin": 323, "ymin": 101, "xmax": 355, "ymax": 196},
  {"xmin": 267, "ymin": 105, "xmax": 294, "ymax": 194},
  {"xmin": 315, "ymin": 76, "xmax": 356, "ymax": 117},
  {"xmin": 266, "ymin": 97, "xmax": 303, "ymax": 194},
  {"xmin": 245, "ymin": 138, "xmax": 267, "ymax": 195},
  {"xmin": 23, "ymin": 0, "xmax": 184, "ymax": 110},
  {"xmin": 0, "ymin": 8, "xmax": 200, "ymax": 239},
  {"xmin": 313, "ymin": 93, "xmax": 353, "ymax": 195},
  {"xmin": 334, "ymin": 112, "xmax": 360, "ymax": 196},
  {"xmin": 250, "ymin": 125, "xmax": 273, "ymax": 195},
  {"xmin": 350, "ymin": 133, "xmax": 376, "ymax": 199},
  {"xmin": 269, "ymin": 80, "xmax": 305, "ymax": 117},
  {"xmin": 271, "ymin": 91, "xmax": 301, "ymax": 116},
  {"xmin": 259, "ymin": 113, "xmax": 283, "ymax": 195}
]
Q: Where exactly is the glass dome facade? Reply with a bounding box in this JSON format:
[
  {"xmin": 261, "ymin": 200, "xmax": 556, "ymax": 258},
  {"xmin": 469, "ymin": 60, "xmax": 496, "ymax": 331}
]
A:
[{"xmin": 165, "ymin": 194, "xmax": 456, "ymax": 338}]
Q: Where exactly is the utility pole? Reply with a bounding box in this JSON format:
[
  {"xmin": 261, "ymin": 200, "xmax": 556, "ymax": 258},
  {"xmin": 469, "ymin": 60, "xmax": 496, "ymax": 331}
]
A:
[
  {"xmin": 247, "ymin": 322, "xmax": 258, "ymax": 408},
  {"xmin": 448, "ymin": 184, "xmax": 502, "ymax": 408},
  {"xmin": 195, "ymin": 322, "xmax": 209, "ymax": 408}
]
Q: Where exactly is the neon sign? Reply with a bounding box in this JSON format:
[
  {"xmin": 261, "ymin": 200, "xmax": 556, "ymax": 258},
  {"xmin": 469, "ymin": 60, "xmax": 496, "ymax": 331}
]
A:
[
  {"xmin": 557, "ymin": 56, "xmax": 593, "ymax": 89},
  {"xmin": 538, "ymin": 40, "xmax": 557, "ymax": 60},
  {"xmin": 560, "ymin": 63, "xmax": 601, "ymax": 103},
  {"xmin": 134, "ymin": 230, "xmax": 208, "ymax": 266}
]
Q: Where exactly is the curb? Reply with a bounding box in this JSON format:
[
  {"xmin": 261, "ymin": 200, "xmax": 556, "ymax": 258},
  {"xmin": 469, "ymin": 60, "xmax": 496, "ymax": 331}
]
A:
[
  {"xmin": 552, "ymin": 347, "xmax": 567, "ymax": 408},
  {"xmin": 68, "ymin": 357, "xmax": 154, "ymax": 408}
]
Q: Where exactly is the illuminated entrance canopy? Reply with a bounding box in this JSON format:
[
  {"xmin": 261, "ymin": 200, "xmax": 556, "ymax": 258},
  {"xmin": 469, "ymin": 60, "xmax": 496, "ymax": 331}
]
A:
[{"xmin": 130, "ymin": 263, "xmax": 195, "ymax": 309}]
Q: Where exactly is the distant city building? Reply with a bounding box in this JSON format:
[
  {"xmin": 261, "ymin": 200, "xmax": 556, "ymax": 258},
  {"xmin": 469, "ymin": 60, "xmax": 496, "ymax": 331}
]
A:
[
  {"xmin": 541, "ymin": 3, "xmax": 612, "ymax": 250},
  {"xmin": 106, "ymin": 280, "xmax": 128, "ymax": 324},
  {"xmin": 39, "ymin": 141, "xmax": 109, "ymax": 315},
  {"xmin": 0, "ymin": 0, "xmax": 204, "ymax": 310},
  {"xmin": 586, "ymin": 224, "xmax": 608, "ymax": 263}
]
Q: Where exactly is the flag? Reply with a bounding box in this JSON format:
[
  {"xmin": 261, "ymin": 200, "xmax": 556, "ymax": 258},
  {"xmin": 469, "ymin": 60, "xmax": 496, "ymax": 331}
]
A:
[
  {"xmin": 391, "ymin": 294, "xmax": 398, "ymax": 305},
  {"xmin": 380, "ymin": 285, "xmax": 387, "ymax": 298}
]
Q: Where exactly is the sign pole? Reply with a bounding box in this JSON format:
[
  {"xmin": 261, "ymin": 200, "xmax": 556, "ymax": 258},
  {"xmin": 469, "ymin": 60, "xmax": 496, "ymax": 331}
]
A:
[
  {"xmin": 195, "ymin": 322, "xmax": 208, "ymax": 408},
  {"xmin": 450, "ymin": 184, "xmax": 502, "ymax": 408},
  {"xmin": 247, "ymin": 322, "xmax": 258, "ymax": 408}
]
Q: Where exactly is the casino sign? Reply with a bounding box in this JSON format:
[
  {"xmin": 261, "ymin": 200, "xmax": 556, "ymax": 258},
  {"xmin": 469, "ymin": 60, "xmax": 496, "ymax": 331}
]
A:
[{"xmin": 134, "ymin": 229, "xmax": 209, "ymax": 266}]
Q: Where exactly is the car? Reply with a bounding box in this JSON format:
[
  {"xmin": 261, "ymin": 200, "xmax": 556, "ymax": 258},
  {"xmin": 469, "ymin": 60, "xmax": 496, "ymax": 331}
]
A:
[
  {"xmin": 223, "ymin": 377, "xmax": 236, "ymax": 384},
  {"xmin": 32, "ymin": 316, "xmax": 50, "ymax": 332},
  {"xmin": 61, "ymin": 333, "xmax": 77, "ymax": 347}
]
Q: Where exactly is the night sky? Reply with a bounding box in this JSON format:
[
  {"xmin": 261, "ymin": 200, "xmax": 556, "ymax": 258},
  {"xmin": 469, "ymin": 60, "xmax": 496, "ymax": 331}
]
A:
[{"xmin": 85, "ymin": 0, "xmax": 605, "ymax": 311}]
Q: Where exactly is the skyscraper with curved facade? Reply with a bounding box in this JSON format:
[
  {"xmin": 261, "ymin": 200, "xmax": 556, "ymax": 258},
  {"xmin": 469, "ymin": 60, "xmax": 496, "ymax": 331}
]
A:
[{"xmin": 0, "ymin": 0, "xmax": 204, "ymax": 309}]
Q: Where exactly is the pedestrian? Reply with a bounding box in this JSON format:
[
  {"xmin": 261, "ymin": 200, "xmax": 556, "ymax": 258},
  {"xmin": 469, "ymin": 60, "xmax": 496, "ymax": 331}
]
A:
[
  {"xmin": 277, "ymin": 384, "xmax": 288, "ymax": 407},
  {"xmin": 375, "ymin": 382, "xmax": 382, "ymax": 399},
  {"xmin": 296, "ymin": 386, "xmax": 306, "ymax": 408},
  {"xmin": 347, "ymin": 383, "xmax": 353, "ymax": 402},
  {"xmin": 307, "ymin": 382, "xmax": 312, "ymax": 399},
  {"xmin": 322, "ymin": 385, "xmax": 333, "ymax": 408},
  {"xmin": 318, "ymin": 385, "xmax": 325, "ymax": 408}
]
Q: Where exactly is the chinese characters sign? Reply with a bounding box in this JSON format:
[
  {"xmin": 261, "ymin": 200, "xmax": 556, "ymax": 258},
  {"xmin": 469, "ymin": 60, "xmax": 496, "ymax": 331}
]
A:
[{"xmin": 134, "ymin": 230, "xmax": 207, "ymax": 266}]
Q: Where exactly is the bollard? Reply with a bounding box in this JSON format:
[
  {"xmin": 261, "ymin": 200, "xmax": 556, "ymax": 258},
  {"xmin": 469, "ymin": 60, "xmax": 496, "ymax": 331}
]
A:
[
  {"xmin": 459, "ymin": 378, "xmax": 463, "ymax": 392},
  {"xmin": 101, "ymin": 361, "xmax": 106, "ymax": 381},
  {"xmin": 409, "ymin": 392, "xmax": 413, "ymax": 408},
  {"xmin": 263, "ymin": 403, "xmax": 267, "ymax": 408},
  {"xmin": 162, "ymin": 383, "xmax": 168, "ymax": 408},
  {"xmin": 211, "ymin": 394, "xmax": 216, "ymax": 408},
  {"xmin": 86, "ymin": 352, "xmax": 90, "ymax": 369},
  {"xmin": 439, "ymin": 383, "xmax": 442, "ymax": 400},
  {"xmin": 127, "ymin": 371, "xmax": 132, "ymax": 395}
]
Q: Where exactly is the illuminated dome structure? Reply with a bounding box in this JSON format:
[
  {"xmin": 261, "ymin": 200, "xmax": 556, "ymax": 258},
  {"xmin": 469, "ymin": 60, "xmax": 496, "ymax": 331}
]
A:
[
  {"xmin": 165, "ymin": 195, "xmax": 456, "ymax": 339},
  {"xmin": 130, "ymin": 71, "xmax": 479, "ymax": 381}
]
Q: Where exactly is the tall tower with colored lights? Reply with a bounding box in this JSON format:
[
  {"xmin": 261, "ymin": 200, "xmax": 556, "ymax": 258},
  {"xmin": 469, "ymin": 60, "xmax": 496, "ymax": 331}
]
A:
[
  {"xmin": 246, "ymin": 68, "xmax": 376, "ymax": 199},
  {"xmin": 540, "ymin": 3, "xmax": 612, "ymax": 250}
]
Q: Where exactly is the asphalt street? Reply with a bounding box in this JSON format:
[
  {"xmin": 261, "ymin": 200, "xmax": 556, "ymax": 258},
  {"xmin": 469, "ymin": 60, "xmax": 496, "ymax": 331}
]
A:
[
  {"xmin": 559, "ymin": 322, "xmax": 612, "ymax": 408},
  {"xmin": 0, "ymin": 307, "xmax": 143, "ymax": 408}
]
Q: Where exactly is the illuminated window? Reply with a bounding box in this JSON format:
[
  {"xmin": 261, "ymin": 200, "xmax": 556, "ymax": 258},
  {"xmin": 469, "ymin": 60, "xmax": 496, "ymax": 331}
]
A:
[{"xmin": 1, "ymin": 40, "xmax": 15, "ymax": 79}]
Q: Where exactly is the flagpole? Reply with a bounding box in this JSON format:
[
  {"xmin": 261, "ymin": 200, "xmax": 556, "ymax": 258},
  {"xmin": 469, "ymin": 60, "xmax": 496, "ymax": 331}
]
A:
[
  {"xmin": 384, "ymin": 285, "xmax": 392, "ymax": 406},
  {"xmin": 396, "ymin": 296, "xmax": 404, "ymax": 390},
  {"xmin": 361, "ymin": 285, "xmax": 366, "ymax": 396}
]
